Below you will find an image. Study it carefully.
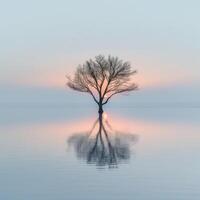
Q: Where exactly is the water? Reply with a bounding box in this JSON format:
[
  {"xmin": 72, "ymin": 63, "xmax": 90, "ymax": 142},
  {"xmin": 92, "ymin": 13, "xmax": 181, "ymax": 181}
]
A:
[{"xmin": 0, "ymin": 105, "xmax": 200, "ymax": 200}]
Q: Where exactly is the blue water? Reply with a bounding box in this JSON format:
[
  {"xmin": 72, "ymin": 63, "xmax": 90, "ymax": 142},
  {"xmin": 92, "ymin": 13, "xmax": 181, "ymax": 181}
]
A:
[{"xmin": 0, "ymin": 105, "xmax": 200, "ymax": 200}]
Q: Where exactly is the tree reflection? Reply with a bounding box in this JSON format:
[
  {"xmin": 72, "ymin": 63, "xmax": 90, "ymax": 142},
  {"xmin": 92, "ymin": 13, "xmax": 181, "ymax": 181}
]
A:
[{"xmin": 67, "ymin": 114, "xmax": 138, "ymax": 168}]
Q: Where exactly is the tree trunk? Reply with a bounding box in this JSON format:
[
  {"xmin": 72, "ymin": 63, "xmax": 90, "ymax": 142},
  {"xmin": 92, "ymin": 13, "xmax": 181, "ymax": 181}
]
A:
[{"xmin": 98, "ymin": 103, "xmax": 103, "ymax": 114}]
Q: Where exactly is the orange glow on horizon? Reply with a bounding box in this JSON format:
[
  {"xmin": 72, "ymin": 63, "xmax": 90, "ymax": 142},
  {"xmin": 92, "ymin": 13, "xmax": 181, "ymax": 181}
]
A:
[
  {"xmin": 103, "ymin": 112, "xmax": 108, "ymax": 120},
  {"xmin": 7, "ymin": 56, "xmax": 198, "ymax": 90}
]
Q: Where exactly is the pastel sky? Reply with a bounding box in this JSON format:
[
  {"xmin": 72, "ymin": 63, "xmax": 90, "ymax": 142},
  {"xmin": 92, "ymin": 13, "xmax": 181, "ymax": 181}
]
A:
[{"xmin": 0, "ymin": 0, "xmax": 199, "ymax": 104}]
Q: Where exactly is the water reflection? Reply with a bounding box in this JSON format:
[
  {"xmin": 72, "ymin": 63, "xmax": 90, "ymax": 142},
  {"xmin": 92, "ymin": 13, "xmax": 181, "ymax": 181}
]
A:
[{"xmin": 67, "ymin": 114, "xmax": 138, "ymax": 168}]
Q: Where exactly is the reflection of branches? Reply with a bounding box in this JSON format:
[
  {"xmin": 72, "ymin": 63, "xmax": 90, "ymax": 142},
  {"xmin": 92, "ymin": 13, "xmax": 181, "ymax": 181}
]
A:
[{"xmin": 67, "ymin": 114, "xmax": 138, "ymax": 168}]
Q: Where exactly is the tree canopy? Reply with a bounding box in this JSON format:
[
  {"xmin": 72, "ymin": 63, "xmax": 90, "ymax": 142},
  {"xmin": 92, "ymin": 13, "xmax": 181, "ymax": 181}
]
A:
[{"xmin": 67, "ymin": 55, "xmax": 138, "ymax": 113}]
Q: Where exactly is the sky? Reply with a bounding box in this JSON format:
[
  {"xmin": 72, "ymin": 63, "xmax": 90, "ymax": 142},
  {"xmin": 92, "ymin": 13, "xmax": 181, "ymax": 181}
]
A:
[{"xmin": 0, "ymin": 0, "xmax": 199, "ymax": 105}]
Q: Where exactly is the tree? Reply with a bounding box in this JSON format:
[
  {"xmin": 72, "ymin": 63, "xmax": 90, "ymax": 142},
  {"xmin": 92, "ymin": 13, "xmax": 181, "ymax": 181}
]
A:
[{"xmin": 66, "ymin": 55, "xmax": 138, "ymax": 114}]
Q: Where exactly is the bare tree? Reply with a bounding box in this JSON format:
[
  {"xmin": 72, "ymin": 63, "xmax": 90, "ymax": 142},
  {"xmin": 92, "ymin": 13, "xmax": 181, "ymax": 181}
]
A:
[{"xmin": 66, "ymin": 55, "xmax": 138, "ymax": 114}]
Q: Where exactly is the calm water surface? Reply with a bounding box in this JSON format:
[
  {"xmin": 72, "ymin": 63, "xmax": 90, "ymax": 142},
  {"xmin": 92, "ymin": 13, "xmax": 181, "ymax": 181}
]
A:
[{"xmin": 0, "ymin": 106, "xmax": 200, "ymax": 200}]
